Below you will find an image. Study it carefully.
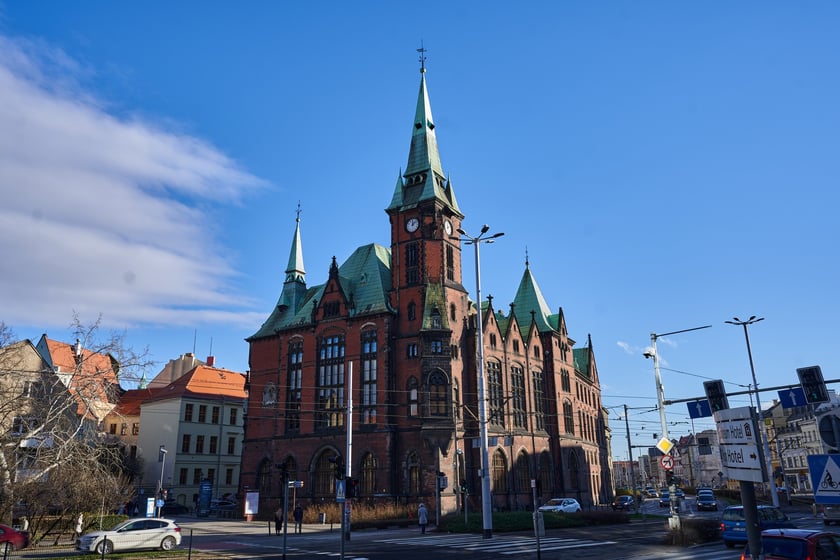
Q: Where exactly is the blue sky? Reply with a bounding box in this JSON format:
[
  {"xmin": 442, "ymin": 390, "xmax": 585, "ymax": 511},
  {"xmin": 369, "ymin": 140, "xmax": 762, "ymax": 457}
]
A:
[{"xmin": 2, "ymin": 2, "xmax": 839, "ymax": 459}]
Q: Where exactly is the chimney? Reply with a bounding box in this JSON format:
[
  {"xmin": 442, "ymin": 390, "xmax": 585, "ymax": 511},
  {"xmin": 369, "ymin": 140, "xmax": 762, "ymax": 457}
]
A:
[{"xmin": 206, "ymin": 355, "xmax": 215, "ymax": 367}]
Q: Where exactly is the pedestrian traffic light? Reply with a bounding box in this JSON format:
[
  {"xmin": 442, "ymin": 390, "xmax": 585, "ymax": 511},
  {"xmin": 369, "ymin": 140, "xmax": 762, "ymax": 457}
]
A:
[
  {"xmin": 328, "ymin": 455, "xmax": 344, "ymax": 480},
  {"xmin": 798, "ymin": 365, "xmax": 829, "ymax": 404},
  {"xmin": 703, "ymin": 379, "xmax": 729, "ymax": 412},
  {"xmin": 347, "ymin": 478, "xmax": 359, "ymax": 498}
]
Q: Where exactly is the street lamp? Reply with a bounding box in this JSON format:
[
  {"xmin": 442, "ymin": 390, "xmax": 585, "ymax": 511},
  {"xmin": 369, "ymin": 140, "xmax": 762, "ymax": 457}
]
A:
[
  {"xmin": 726, "ymin": 316, "xmax": 779, "ymax": 507},
  {"xmin": 458, "ymin": 224, "xmax": 504, "ymax": 539},
  {"xmin": 644, "ymin": 326, "xmax": 711, "ymax": 443},
  {"xmin": 157, "ymin": 445, "xmax": 168, "ymax": 517}
]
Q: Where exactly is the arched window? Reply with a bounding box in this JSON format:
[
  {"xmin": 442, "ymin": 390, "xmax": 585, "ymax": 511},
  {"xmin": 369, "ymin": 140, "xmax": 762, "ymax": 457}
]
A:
[
  {"xmin": 431, "ymin": 307, "xmax": 442, "ymax": 329},
  {"xmin": 516, "ymin": 451, "xmax": 531, "ymax": 492},
  {"xmin": 316, "ymin": 335, "xmax": 345, "ymax": 429},
  {"xmin": 510, "ymin": 365, "xmax": 526, "ymax": 428},
  {"xmin": 360, "ymin": 330, "xmax": 378, "ymax": 425},
  {"xmin": 452, "ymin": 379, "xmax": 461, "ymax": 421},
  {"xmin": 286, "ymin": 340, "xmax": 303, "ymax": 430},
  {"xmin": 407, "ymin": 452, "xmax": 421, "ymax": 496},
  {"xmin": 539, "ymin": 452, "xmax": 552, "ymax": 497},
  {"xmin": 492, "ymin": 449, "xmax": 508, "ymax": 493},
  {"xmin": 428, "ymin": 371, "xmax": 448, "ymax": 417},
  {"xmin": 315, "ymin": 451, "xmax": 337, "ymax": 496},
  {"xmin": 361, "ymin": 452, "xmax": 376, "ymax": 496},
  {"xmin": 257, "ymin": 459, "xmax": 273, "ymax": 498},
  {"xmin": 563, "ymin": 400, "xmax": 574, "ymax": 435},
  {"xmin": 487, "ymin": 360, "xmax": 504, "ymax": 427},
  {"xmin": 532, "ymin": 370, "xmax": 546, "ymax": 431}
]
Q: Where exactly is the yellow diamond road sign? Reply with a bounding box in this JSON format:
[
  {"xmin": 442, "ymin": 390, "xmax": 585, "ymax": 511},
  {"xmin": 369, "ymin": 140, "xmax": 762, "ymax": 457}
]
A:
[{"xmin": 657, "ymin": 437, "xmax": 674, "ymax": 455}]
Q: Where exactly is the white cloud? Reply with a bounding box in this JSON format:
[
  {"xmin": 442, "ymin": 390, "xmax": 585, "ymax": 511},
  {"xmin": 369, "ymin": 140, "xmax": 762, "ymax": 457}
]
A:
[{"xmin": 0, "ymin": 34, "xmax": 266, "ymax": 330}]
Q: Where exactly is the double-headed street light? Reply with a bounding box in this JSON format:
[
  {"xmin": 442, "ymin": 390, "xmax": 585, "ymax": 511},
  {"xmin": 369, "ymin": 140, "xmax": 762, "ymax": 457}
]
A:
[
  {"xmin": 458, "ymin": 224, "xmax": 503, "ymax": 540},
  {"xmin": 726, "ymin": 315, "xmax": 779, "ymax": 507}
]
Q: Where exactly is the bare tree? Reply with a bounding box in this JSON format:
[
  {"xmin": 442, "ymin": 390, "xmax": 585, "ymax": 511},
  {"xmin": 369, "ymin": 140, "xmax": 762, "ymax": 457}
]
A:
[{"xmin": 0, "ymin": 314, "xmax": 153, "ymax": 526}]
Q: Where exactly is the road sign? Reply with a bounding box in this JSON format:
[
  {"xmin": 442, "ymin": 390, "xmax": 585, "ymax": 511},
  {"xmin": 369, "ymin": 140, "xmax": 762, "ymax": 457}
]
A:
[
  {"xmin": 687, "ymin": 399, "xmax": 713, "ymax": 419},
  {"xmin": 656, "ymin": 437, "xmax": 674, "ymax": 455},
  {"xmin": 660, "ymin": 455, "xmax": 674, "ymax": 470},
  {"xmin": 288, "ymin": 480, "xmax": 304, "ymax": 488},
  {"xmin": 778, "ymin": 387, "xmax": 807, "ymax": 409},
  {"xmin": 819, "ymin": 410, "xmax": 840, "ymax": 452},
  {"xmin": 335, "ymin": 479, "xmax": 346, "ymax": 503},
  {"xmin": 808, "ymin": 454, "xmax": 840, "ymax": 504},
  {"xmin": 715, "ymin": 406, "xmax": 764, "ymax": 483}
]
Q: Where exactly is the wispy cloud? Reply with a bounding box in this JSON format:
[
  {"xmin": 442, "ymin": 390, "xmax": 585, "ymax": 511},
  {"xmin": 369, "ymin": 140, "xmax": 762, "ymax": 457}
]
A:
[{"xmin": 0, "ymin": 34, "xmax": 266, "ymax": 330}]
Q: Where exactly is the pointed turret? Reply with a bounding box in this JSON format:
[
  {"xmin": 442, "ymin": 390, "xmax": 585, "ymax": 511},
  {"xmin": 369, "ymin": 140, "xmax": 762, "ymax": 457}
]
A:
[
  {"xmin": 512, "ymin": 256, "xmax": 554, "ymax": 334},
  {"xmin": 279, "ymin": 209, "xmax": 308, "ymax": 313},
  {"xmin": 387, "ymin": 64, "xmax": 462, "ymax": 217}
]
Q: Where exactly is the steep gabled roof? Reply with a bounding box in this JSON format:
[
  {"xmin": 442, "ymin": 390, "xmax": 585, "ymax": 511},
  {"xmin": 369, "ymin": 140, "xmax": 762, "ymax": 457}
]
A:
[
  {"xmin": 512, "ymin": 262, "xmax": 555, "ymax": 334},
  {"xmin": 250, "ymin": 243, "xmax": 393, "ymax": 338}
]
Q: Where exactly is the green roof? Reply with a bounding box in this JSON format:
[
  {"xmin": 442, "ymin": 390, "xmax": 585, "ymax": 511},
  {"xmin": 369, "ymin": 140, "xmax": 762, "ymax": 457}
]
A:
[{"xmin": 511, "ymin": 264, "xmax": 555, "ymax": 334}]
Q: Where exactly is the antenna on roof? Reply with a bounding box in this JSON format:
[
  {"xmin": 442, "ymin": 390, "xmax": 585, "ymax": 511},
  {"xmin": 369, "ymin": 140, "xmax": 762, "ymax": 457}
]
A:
[{"xmin": 192, "ymin": 329, "xmax": 197, "ymax": 355}]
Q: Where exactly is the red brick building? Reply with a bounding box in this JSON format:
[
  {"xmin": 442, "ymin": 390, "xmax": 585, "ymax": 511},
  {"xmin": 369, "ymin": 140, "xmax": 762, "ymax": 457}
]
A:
[{"xmin": 241, "ymin": 65, "xmax": 612, "ymax": 516}]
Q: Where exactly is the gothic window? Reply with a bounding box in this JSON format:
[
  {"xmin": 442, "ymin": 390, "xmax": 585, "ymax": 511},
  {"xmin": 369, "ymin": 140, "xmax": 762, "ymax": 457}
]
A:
[
  {"xmin": 539, "ymin": 452, "xmax": 552, "ymax": 496},
  {"xmin": 287, "ymin": 340, "xmax": 303, "ymax": 431},
  {"xmin": 257, "ymin": 459, "xmax": 272, "ymax": 497},
  {"xmin": 407, "ymin": 377, "xmax": 419, "ymax": 417},
  {"xmin": 563, "ymin": 400, "xmax": 574, "ymax": 435},
  {"xmin": 407, "ymin": 301, "xmax": 416, "ymax": 321},
  {"xmin": 428, "ymin": 371, "xmax": 448, "ymax": 417},
  {"xmin": 513, "ymin": 340, "xmax": 520, "ymax": 353},
  {"xmin": 430, "ymin": 340, "xmax": 443, "ymax": 353},
  {"xmin": 516, "ymin": 451, "xmax": 531, "ymax": 492},
  {"xmin": 533, "ymin": 345, "xmax": 540, "ymax": 358},
  {"xmin": 407, "ymin": 452, "xmax": 421, "ymax": 496},
  {"xmin": 453, "ymin": 380, "xmax": 461, "ymax": 421},
  {"xmin": 561, "ymin": 368, "xmax": 571, "ymax": 392},
  {"xmin": 407, "ymin": 343, "xmax": 418, "ymax": 358},
  {"xmin": 323, "ymin": 301, "xmax": 340, "ymax": 317},
  {"xmin": 489, "ymin": 334, "xmax": 497, "ymax": 348},
  {"xmin": 262, "ymin": 383, "xmax": 277, "ymax": 406},
  {"xmin": 316, "ymin": 335, "xmax": 345, "ymax": 430},
  {"xmin": 492, "ymin": 449, "xmax": 508, "ymax": 492},
  {"xmin": 361, "ymin": 330, "xmax": 377, "ymax": 425},
  {"xmin": 406, "ymin": 243, "xmax": 419, "ymax": 285},
  {"xmin": 487, "ymin": 360, "xmax": 504, "ymax": 427},
  {"xmin": 450, "ymin": 303, "xmax": 456, "ymax": 322},
  {"xmin": 431, "ymin": 308, "xmax": 442, "ymax": 329},
  {"xmin": 315, "ymin": 452, "xmax": 337, "ymax": 496},
  {"xmin": 446, "ymin": 245, "xmax": 454, "ymax": 281},
  {"xmin": 510, "ymin": 365, "xmax": 527, "ymax": 428},
  {"xmin": 532, "ymin": 370, "xmax": 546, "ymax": 431},
  {"xmin": 361, "ymin": 452, "xmax": 376, "ymax": 495}
]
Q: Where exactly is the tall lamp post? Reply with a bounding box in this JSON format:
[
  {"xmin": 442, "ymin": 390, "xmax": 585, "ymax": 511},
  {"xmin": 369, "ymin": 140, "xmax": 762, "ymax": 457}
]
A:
[
  {"xmin": 726, "ymin": 316, "xmax": 779, "ymax": 507},
  {"xmin": 458, "ymin": 224, "xmax": 504, "ymax": 539},
  {"xmin": 156, "ymin": 445, "xmax": 167, "ymax": 517}
]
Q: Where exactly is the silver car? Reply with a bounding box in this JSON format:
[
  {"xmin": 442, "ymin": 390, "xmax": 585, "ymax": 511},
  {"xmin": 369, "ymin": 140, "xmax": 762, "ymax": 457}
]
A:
[
  {"xmin": 537, "ymin": 498, "xmax": 581, "ymax": 513},
  {"xmin": 76, "ymin": 517, "xmax": 181, "ymax": 554}
]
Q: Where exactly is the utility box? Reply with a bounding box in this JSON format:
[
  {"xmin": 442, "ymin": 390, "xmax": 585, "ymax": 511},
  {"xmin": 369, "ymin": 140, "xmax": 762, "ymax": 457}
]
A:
[{"xmin": 533, "ymin": 511, "xmax": 545, "ymax": 537}]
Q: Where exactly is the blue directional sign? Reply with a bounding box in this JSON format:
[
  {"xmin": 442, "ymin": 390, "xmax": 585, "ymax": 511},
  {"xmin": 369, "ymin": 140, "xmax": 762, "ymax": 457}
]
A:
[
  {"xmin": 778, "ymin": 387, "xmax": 807, "ymax": 409},
  {"xmin": 808, "ymin": 454, "xmax": 840, "ymax": 504},
  {"xmin": 687, "ymin": 399, "xmax": 713, "ymax": 419}
]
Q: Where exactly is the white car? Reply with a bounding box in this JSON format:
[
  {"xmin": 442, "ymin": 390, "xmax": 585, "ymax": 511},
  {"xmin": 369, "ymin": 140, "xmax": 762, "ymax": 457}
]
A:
[
  {"xmin": 537, "ymin": 498, "xmax": 581, "ymax": 513},
  {"xmin": 76, "ymin": 517, "xmax": 181, "ymax": 554}
]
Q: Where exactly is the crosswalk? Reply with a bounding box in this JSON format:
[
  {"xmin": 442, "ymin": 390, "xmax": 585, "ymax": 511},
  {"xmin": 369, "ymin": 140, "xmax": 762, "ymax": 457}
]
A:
[{"xmin": 375, "ymin": 533, "xmax": 615, "ymax": 555}]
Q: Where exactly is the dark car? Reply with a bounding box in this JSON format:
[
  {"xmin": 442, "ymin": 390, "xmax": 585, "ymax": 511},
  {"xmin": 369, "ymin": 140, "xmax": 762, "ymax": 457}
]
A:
[
  {"xmin": 659, "ymin": 490, "xmax": 670, "ymax": 507},
  {"xmin": 611, "ymin": 495, "xmax": 635, "ymax": 510},
  {"xmin": 161, "ymin": 502, "xmax": 190, "ymax": 515},
  {"xmin": 741, "ymin": 529, "xmax": 840, "ymax": 560},
  {"xmin": 0, "ymin": 523, "xmax": 29, "ymax": 550},
  {"xmin": 720, "ymin": 505, "xmax": 795, "ymax": 548},
  {"xmin": 697, "ymin": 493, "xmax": 718, "ymax": 511}
]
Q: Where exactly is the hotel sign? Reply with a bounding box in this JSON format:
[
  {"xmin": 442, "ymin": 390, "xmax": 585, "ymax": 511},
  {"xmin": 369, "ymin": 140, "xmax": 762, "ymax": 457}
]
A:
[{"xmin": 715, "ymin": 406, "xmax": 765, "ymax": 483}]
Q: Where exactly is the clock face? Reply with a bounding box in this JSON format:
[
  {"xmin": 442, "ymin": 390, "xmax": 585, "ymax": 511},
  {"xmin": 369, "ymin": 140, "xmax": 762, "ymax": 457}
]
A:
[
  {"xmin": 444, "ymin": 220, "xmax": 453, "ymax": 235},
  {"xmin": 406, "ymin": 217, "xmax": 419, "ymax": 232}
]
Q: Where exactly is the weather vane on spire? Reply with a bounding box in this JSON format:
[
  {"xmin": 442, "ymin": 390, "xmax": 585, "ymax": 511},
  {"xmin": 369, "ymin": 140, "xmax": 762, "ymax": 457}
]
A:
[
  {"xmin": 417, "ymin": 42, "xmax": 427, "ymax": 73},
  {"xmin": 296, "ymin": 201, "xmax": 302, "ymax": 222}
]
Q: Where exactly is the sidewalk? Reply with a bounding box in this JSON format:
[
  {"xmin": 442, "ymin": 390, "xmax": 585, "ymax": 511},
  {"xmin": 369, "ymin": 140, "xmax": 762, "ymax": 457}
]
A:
[{"xmin": 177, "ymin": 515, "xmax": 345, "ymax": 537}]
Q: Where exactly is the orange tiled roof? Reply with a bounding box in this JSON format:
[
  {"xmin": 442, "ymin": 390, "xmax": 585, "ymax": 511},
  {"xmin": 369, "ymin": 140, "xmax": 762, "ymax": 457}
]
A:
[
  {"xmin": 145, "ymin": 364, "xmax": 247, "ymax": 403},
  {"xmin": 43, "ymin": 338, "xmax": 120, "ymax": 419}
]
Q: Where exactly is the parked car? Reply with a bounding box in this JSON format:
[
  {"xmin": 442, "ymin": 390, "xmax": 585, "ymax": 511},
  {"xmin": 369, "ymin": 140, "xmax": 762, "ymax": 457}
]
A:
[
  {"xmin": 659, "ymin": 490, "xmax": 670, "ymax": 507},
  {"xmin": 538, "ymin": 498, "xmax": 582, "ymax": 513},
  {"xmin": 741, "ymin": 529, "xmax": 840, "ymax": 560},
  {"xmin": 720, "ymin": 505, "xmax": 795, "ymax": 548},
  {"xmin": 161, "ymin": 502, "xmax": 190, "ymax": 516},
  {"xmin": 76, "ymin": 518, "xmax": 181, "ymax": 554},
  {"xmin": 824, "ymin": 504, "xmax": 840, "ymax": 525},
  {"xmin": 611, "ymin": 495, "xmax": 635, "ymax": 510},
  {"xmin": 210, "ymin": 499, "xmax": 237, "ymax": 513},
  {"xmin": 0, "ymin": 523, "xmax": 29, "ymax": 550},
  {"xmin": 696, "ymin": 493, "xmax": 718, "ymax": 511}
]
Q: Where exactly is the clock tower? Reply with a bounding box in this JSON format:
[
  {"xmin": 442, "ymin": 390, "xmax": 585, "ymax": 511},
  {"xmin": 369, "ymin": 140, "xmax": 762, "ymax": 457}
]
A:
[{"xmin": 386, "ymin": 61, "xmax": 467, "ymax": 448}]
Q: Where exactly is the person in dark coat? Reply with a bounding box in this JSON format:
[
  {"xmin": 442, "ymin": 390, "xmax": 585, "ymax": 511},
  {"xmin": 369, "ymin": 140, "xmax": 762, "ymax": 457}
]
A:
[
  {"xmin": 274, "ymin": 507, "xmax": 283, "ymax": 535},
  {"xmin": 293, "ymin": 505, "xmax": 303, "ymax": 533}
]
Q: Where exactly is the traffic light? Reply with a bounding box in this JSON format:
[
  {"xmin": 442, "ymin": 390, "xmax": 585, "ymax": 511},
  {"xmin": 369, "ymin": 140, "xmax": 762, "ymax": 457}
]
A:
[
  {"xmin": 275, "ymin": 461, "xmax": 289, "ymax": 481},
  {"xmin": 347, "ymin": 478, "xmax": 359, "ymax": 498},
  {"xmin": 703, "ymin": 379, "xmax": 729, "ymax": 412},
  {"xmin": 798, "ymin": 365, "xmax": 829, "ymax": 404},
  {"xmin": 328, "ymin": 455, "xmax": 344, "ymax": 480}
]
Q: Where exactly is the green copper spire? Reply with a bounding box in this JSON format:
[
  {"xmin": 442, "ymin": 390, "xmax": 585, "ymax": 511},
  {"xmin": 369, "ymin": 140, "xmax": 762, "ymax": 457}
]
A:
[
  {"xmin": 285, "ymin": 205, "xmax": 305, "ymax": 284},
  {"xmin": 387, "ymin": 54, "xmax": 461, "ymax": 216},
  {"xmin": 512, "ymin": 256, "xmax": 554, "ymax": 334}
]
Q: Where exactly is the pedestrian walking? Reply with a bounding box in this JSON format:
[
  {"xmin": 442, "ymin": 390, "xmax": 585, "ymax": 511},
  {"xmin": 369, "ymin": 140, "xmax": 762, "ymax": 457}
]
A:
[
  {"xmin": 293, "ymin": 505, "xmax": 303, "ymax": 534},
  {"xmin": 75, "ymin": 513, "xmax": 84, "ymax": 540},
  {"xmin": 417, "ymin": 503, "xmax": 428, "ymax": 534}
]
